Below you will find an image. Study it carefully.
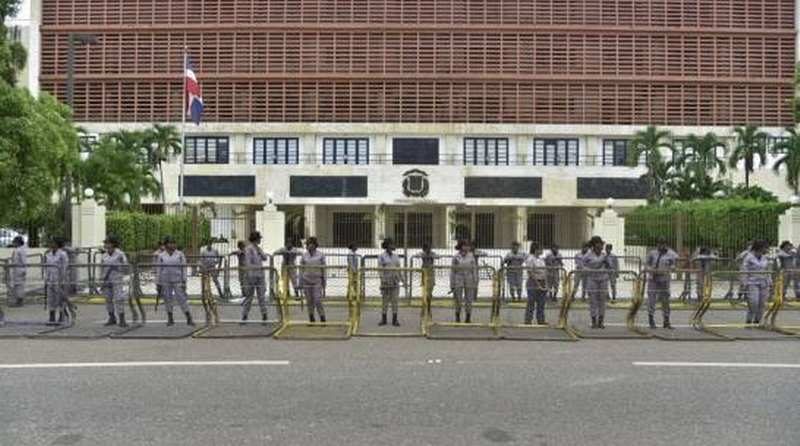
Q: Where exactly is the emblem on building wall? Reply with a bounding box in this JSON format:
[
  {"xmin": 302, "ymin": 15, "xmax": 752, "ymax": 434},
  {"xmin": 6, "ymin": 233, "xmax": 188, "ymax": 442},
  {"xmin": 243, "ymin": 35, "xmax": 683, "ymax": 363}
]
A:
[{"xmin": 402, "ymin": 169, "xmax": 430, "ymax": 198}]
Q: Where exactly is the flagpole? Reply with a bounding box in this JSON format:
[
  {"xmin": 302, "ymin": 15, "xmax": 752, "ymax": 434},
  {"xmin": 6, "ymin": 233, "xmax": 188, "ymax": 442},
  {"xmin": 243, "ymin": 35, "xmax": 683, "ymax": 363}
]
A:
[{"xmin": 179, "ymin": 46, "xmax": 187, "ymax": 211}]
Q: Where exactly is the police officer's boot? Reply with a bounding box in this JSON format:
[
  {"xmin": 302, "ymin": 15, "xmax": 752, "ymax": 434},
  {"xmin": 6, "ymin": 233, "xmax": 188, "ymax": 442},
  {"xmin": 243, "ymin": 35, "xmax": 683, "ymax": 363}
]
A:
[
  {"xmin": 465, "ymin": 312, "xmax": 472, "ymax": 324},
  {"xmin": 379, "ymin": 313, "xmax": 388, "ymax": 326},
  {"xmin": 57, "ymin": 311, "xmax": 65, "ymax": 324},
  {"xmin": 319, "ymin": 315, "xmax": 326, "ymax": 323},
  {"xmin": 166, "ymin": 312, "xmax": 175, "ymax": 326},
  {"xmin": 104, "ymin": 312, "xmax": 117, "ymax": 326},
  {"xmin": 598, "ymin": 316, "xmax": 605, "ymax": 329},
  {"xmin": 648, "ymin": 315, "xmax": 657, "ymax": 329},
  {"xmin": 185, "ymin": 311, "xmax": 195, "ymax": 326},
  {"xmin": 47, "ymin": 311, "xmax": 57, "ymax": 326},
  {"xmin": 455, "ymin": 311, "xmax": 461, "ymax": 323},
  {"xmin": 118, "ymin": 313, "xmax": 128, "ymax": 328},
  {"xmin": 591, "ymin": 317, "xmax": 598, "ymax": 329},
  {"xmin": 392, "ymin": 313, "xmax": 400, "ymax": 327},
  {"xmin": 663, "ymin": 316, "xmax": 673, "ymax": 330},
  {"xmin": 240, "ymin": 313, "xmax": 248, "ymax": 324},
  {"xmin": 262, "ymin": 312, "xmax": 268, "ymax": 322}
]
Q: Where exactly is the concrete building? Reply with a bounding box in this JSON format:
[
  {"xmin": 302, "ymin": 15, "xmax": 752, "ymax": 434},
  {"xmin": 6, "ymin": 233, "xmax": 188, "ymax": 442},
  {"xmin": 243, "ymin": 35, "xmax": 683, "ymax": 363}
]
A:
[{"xmin": 13, "ymin": 1, "xmax": 800, "ymax": 250}]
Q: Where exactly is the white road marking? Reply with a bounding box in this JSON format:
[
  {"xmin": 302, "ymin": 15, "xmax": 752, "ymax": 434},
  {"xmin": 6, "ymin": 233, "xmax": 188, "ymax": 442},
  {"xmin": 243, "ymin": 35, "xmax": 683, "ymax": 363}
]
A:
[
  {"xmin": 427, "ymin": 359, "xmax": 443, "ymax": 364},
  {"xmin": 0, "ymin": 360, "xmax": 290, "ymax": 370},
  {"xmin": 633, "ymin": 361, "xmax": 800, "ymax": 369}
]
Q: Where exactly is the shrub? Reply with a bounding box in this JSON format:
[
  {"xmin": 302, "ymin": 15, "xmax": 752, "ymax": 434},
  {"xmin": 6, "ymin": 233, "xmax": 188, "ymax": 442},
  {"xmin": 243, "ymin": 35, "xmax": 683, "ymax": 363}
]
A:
[{"xmin": 106, "ymin": 211, "xmax": 210, "ymax": 257}]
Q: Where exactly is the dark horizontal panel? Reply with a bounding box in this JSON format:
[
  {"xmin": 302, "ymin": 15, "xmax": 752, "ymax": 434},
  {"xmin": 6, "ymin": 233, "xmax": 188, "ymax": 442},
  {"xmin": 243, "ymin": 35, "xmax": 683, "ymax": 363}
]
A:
[
  {"xmin": 465, "ymin": 177, "xmax": 542, "ymax": 199},
  {"xmin": 183, "ymin": 175, "xmax": 255, "ymax": 197},
  {"xmin": 393, "ymin": 138, "xmax": 439, "ymax": 165},
  {"xmin": 577, "ymin": 177, "xmax": 649, "ymax": 199},
  {"xmin": 290, "ymin": 176, "xmax": 368, "ymax": 198}
]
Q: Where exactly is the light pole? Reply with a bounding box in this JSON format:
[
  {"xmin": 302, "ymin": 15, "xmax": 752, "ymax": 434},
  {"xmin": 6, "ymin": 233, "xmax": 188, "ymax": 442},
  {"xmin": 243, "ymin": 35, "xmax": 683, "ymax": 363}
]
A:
[{"xmin": 63, "ymin": 33, "xmax": 97, "ymax": 240}]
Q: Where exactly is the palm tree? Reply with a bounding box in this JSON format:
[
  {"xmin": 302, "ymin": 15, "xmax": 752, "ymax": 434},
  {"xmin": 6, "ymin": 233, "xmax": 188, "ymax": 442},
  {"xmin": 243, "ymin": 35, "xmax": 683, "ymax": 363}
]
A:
[
  {"xmin": 772, "ymin": 126, "xmax": 800, "ymax": 195},
  {"xmin": 667, "ymin": 132, "xmax": 727, "ymax": 200},
  {"xmin": 144, "ymin": 124, "xmax": 182, "ymax": 208},
  {"xmin": 628, "ymin": 125, "xmax": 674, "ymax": 203},
  {"xmin": 729, "ymin": 125, "xmax": 769, "ymax": 189},
  {"xmin": 681, "ymin": 132, "xmax": 727, "ymax": 174}
]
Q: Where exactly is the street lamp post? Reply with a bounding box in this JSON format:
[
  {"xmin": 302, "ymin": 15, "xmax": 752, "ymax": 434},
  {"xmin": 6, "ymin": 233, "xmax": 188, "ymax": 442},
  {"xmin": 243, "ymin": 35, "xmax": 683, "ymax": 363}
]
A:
[{"xmin": 63, "ymin": 33, "xmax": 97, "ymax": 240}]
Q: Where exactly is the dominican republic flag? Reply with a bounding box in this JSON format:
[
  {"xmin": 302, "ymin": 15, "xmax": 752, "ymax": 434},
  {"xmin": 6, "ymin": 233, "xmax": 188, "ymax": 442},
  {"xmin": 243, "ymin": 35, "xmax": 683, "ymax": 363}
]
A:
[{"xmin": 185, "ymin": 58, "xmax": 204, "ymax": 125}]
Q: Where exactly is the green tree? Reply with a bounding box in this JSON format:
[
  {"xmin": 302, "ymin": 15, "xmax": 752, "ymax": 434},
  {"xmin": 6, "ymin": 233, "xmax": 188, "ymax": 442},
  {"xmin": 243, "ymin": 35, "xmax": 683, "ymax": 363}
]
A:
[
  {"xmin": 627, "ymin": 125, "xmax": 674, "ymax": 203},
  {"xmin": 144, "ymin": 124, "xmax": 182, "ymax": 207},
  {"xmin": 0, "ymin": 0, "xmax": 26, "ymax": 85},
  {"xmin": 772, "ymin": 126, "xmax": 800, "ymax": 195},
  {"xmin": 729, "ymin": 125, "xmax": 769, "ymax": 189},
  {"xmin": 681, "ymin": 132, "xmax": 727, "ymax": 174}
]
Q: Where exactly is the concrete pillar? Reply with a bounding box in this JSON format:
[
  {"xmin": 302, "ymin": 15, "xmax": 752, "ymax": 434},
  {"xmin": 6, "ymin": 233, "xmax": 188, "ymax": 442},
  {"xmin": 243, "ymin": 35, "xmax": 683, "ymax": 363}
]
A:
[
  {"xmin": 594, "ymin": 207, "xmax": 625, "ymax": 253},
  {"xmin": 255, "ymin": 202, "xmax": 285, "ymax": 254},
  {"xmin": 779, "ymin": 206, "xmax": 800, "ymax": 243},
  {"xmin": 70, "ymin": 194, "xmax": 106, "ymax": 248},
  {"xmin": 444, "ymin": 205, "xmax": 456, "ymax": 249},
  {"xmin": 373, "ymin": 205, "xmax": 387, "ymax": 248},
  {"xmin": 304, "ymin": 205, "xmax": 318, "ymax": 239},
  {"xmin": 515, "ymin": 207, "xmax": 527, "ymax": 246}
]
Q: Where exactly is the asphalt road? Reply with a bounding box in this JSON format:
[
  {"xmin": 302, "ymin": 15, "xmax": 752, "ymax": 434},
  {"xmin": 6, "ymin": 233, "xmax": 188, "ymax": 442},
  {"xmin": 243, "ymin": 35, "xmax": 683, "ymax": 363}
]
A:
[{"xmin": 1, "ymin": 333, "xmax": 799, "ymax": 446}]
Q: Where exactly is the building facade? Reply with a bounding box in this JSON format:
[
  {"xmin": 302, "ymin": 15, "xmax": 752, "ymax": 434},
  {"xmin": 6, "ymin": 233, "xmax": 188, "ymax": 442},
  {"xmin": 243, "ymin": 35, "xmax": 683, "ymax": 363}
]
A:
[{"xmin": 23, "ymin": 1, "xmax": 800, "ymax": 250}]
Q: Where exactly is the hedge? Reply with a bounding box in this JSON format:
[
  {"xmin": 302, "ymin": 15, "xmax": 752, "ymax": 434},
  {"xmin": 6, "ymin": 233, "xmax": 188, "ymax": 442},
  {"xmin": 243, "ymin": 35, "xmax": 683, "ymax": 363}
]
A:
[
  {"xmin": 624, "ymin": 199, "xmax": 790, "ymax": 256},
  {"xmin": 106, "ymin": 211, "xmax": 211, "ymax": 256}
]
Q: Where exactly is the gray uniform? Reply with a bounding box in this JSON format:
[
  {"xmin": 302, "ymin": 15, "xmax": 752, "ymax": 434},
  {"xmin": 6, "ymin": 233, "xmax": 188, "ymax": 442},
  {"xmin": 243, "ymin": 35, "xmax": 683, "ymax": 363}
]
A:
[
  {"xmin": 645, "ymin": 249, "xmax": 678, "ymax": 318},
  {"xmin": 44, "ymin": 249, "xmax": 69, "ymax": 312},
  {"xmin": 450, "ymin": 252, "xmax": 478, "ymax": 316},
  {"xmin": 200, "ymin": 247, "xmax": 224, "ymax": 298},
  {"xmin": 729, "ymin": 249, "xmax": 751, "ymax": 298},
  {"xmin": 543, "ymin": 251, "xmax": 563, "ymax": 299},
  {"xmin": 573, "ymin": 252, "xmax": 587, "ymax": 299},
  {"xmin": 274, "ymin": 247, "xmax": 301, "ymax": 294},
  {"xmin": 8, "ymin": 245, "xmax": 27, "ymax": 305},
  {"xmin": 242, "ymin": 243, "xmax": 269, "ymax": 317},
  {"xmin": 525, "ymin": 255, "xmax": 547, "ymax": 324},
  {"xmin": 606, "ymin": 253, "xmax": 619, "ymax": 299},
  {"xmin": 301, "ymin": 250, "xmax": 326, "ymax": 319},
  {"xmin": 777, "ymin": 249, "xmax": 799, "ymax": 299},
  {"xmin": 414, "ymin": 251, "xmax": 439, "ymax": 296},
  {"xmin": 378, "ymin": 252, "xmax": 403, "ymax": 314},
  {"xmin": 504, "ymin": 250, "xmax": 527, "ymax": 300},
  {"xmin": 581, "ymin": 251, "xmax": 610, "ymax": 320},
  {"xmin": 101, "ymin": 249, "xmax": 129, "ymax": 314},
  {"xmin": 692, "ymin": 253, "xmax": 718, "ymax": 300},
  {"xmin": 157, "ymin": 250, "xmax": 189, "ymax": 314},
  {"xmin": 346, "ymin": 252, "xmax": 360, "ymax": 273},
  {"xmin": 741, "ymin": 252, "xmax": 771, "ymax": 324}
]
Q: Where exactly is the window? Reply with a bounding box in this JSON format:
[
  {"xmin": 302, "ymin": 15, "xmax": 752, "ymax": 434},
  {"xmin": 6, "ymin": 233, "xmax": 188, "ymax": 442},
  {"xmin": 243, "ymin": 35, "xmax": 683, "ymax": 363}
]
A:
[
  {"xmin": 463, "ymin": 138, "xmax": 509, "ymax": 165},
  {"xmin": 453, "ymin": 212, "xmax": 494, "ymax": 248},
  {"xmin": 392, "ymin": 213, "xmax": 433, "ymax": 248},
  {"xmin": 767, "ymin": 136, "xmax": 789, "ymax": 153},
  {"xmin": 527, "ymin": 214, "xmax": 555, "ymax": 247},
  {"xmin": 253, "ymin": 138, "xmax": 299, "ymax": 165},
  {"xmin": 393, "ymin": 138, "xmax": 439, "ymax": 165},
  {"xmin": 79, "ymin": 134, "xmax": 97, "ymax": 153},
  {"xmin": 184, "ymin": 136, "xmax": 229, "ymax": 164},
  {"xmin": 533, "ymin": 139, "xmax": 579, "ymax": 166},
  {"xmin": 602, "ymin": 140, "xmax": 630, "ymax": 166},
  {"xmin": 332, "ymin": 213, "xmax": 373, "ymax": 247},
  {"xmin": 323, "ymin": 138, "xmax": 369, "ymax": 165}
]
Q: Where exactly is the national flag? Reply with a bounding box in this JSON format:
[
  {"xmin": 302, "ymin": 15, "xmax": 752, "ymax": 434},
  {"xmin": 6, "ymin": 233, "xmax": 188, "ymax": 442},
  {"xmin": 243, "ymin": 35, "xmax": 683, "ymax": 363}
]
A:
[{"xmin": 185, "ymin": 58, "xmax": 204, "ymax": 125}]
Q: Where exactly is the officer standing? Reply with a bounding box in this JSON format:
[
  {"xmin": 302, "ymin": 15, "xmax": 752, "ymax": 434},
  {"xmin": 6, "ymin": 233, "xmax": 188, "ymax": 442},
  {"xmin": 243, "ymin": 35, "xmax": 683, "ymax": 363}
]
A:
[
  {"xmin": 645, "ymin": 239, "xmax": 678, "ymax": 329},
  {"xmin": 200, "ymin": 240, "xmax": 225, "ymax": 300},
  {"xmin": 274, "ymin": 237, "xmax": 302, "ymax": 300},
  {"xmin": 301, "ymin": 237, "xmax": 326, "ymax": 323},
  {"xmin": 157, "ymin": 236, "xmax": 194, "ymax": 326},
  {"xmin": 572, "ymin": 243, "xmax": 590, "ymax": 301},
  {"xmin": 44, "ymin": 237, "xmax": 70, "ymax": 325},
  {"xmin": 742, "ymin": 240, "xmax": 772, "ymax": 325},
  {"xmin": 413, "ymin": 243, "xmax": 439, "ymax": 300},
  {"xmin": 100, "ymin": 235, "xmax": 129, "ymax": 327},
  {"xmin": 346, "ymin": 243, "xmax": 360, "ymax": 273},
  {"xmin": 242, "ymin": 231, "xmax": 269, "ymax": 322},
  {"xmin": 503, "ymin": 241, "xmax": 526, "ymax": 302},
  {"xmin": 543, "ymin": 244, "xmax": 563, "ymax": 301},
  {"xmin": 226, "ymin": 241, "xmax": 247, "ymax": 301},
  {"xmin": 692, "ymin": 247, "xmax": 718, "ymax": 302},
  {"xmin": 581, "ymin": 237, "xmax": 610, "ymax": 329},
  {"xmin": 8, "ymin": 235, "xmax": 27, "ymax": 307},
  {"xmin": 524, "ymin": 242, "xmax": 548, "ymax": 325},
  {"xmin": 378, "ymin": 238, "xmax": 404, "ymax": 326},
  {"xmin": 776, "ymin": 241, "xmax": 799, "ymax": 300},
  {"xmin": 450, "ymin": 240, "xmax": 478, "ymax": 323},
  {"xmin": 605, "ymin": 244, "xmax": 620, "ymax": 301}
]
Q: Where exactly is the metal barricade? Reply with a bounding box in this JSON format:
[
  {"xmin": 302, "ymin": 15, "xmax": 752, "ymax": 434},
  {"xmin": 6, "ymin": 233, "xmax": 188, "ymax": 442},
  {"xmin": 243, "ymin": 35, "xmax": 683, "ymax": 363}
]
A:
[
  {"xmin": 763, "ymin": 269, "xmax": 800, "ymax": 335},
  {"xmin": 425, "ymin": 265, "xmax": 500, "ymax": 340},
  {"xmin": 563, "ymin": 269, "xmax": 647, "ymax": 339},
  {"xmin": 353, "ymin": 267, "xmax": 426, "ymax": 337}
]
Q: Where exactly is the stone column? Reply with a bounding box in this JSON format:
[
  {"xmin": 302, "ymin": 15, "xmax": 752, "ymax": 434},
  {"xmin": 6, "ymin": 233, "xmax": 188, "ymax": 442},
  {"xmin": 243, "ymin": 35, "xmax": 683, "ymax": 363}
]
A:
[
  {"xmin": 71, "ymin": 193, "xmax": 106, "ymax": 248},
  {"xmin": 255, "ymin": 202, "xmax": 285, "ymax": 254},
  {"xmin": 594, "ymin": 207, "xmax": 625, "ymax": 253},
  {"xmin": 515, "ymin": 207, "xmax": 527, "ymax": 246},
  {"xmin": 304, "ymin": 205, "xmax": 317, "ymax": 240},
  {"xmin": 779, "ymin": 205, "xmax": 800, "ymax": 243},
  {"xmin": 444, "ymin": 205, "xmax": 457, "ymax": 250},
  {"xmin": 373, "ymin": 205, "xmax": 387, "ymax": 249}
]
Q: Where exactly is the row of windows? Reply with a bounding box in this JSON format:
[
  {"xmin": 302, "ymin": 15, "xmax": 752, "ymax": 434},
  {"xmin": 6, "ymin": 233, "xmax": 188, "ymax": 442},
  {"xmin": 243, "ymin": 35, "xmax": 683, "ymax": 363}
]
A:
[{"xmin": 181, "ymin": 136, "xmax": 647, "ymax": 166}]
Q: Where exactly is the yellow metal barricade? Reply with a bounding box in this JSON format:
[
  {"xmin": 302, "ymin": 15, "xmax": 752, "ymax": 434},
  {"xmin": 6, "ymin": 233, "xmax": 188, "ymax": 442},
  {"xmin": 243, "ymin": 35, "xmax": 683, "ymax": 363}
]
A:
[
  {"xmin": 425, "ymin": 265, "xmax": 500, "ymax": 340},
  {"xmin": 353, "ymin": 267, "xmax": 426, "ymax": 337}
]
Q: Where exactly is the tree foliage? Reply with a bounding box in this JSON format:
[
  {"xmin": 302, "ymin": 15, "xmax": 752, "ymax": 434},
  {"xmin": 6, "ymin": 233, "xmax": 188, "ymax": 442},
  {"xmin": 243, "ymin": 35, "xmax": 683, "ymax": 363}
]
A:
[
  {"xmin": 107, "ymin": 211, "xmax": 210, "ymax": 255},
  {"xmin": 0, "ymin": 0, "xmax": 26, "ymax": 85},
  {"xmin": 627, "ymin": 125, "xmax": 673, "ymax": 202},
  {"xmin": 729, "ymin": 125, "xmax": 769, "ymax": 189},
  {"xmin": 772, "ymin": 126, "xmax": 800, "ymax": 195}
]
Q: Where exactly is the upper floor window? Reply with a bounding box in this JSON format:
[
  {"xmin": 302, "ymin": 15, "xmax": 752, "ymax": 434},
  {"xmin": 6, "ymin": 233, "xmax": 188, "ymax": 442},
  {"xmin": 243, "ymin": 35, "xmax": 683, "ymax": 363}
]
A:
[
  {"xmin": 79, "ymin": 134, "xmax": 97, "ymax": 153},
  {"xmin": 464, "ymin": 138, "xmax": 510, "ymax": 165},
  {"xmin": 323, "ymin": 138, "xmax": 369, "ymax": 165},
  {"xmin": 184, "ymin": 136, "xmax": 229, "ymax": 164},
  {"xmin": 533, "ymin": 138, "xmax": 579, "ymax": 166},
  {"xmin": 767, "ymin": 136, "xmax": 789, "ymax": 153},
  {"xmin": 603, "ymin": 139, "xmax": 629, "ymax": 166},
  {"xmin": 253, "ymin": 138, "xmax": 299, "ymax": 165}
]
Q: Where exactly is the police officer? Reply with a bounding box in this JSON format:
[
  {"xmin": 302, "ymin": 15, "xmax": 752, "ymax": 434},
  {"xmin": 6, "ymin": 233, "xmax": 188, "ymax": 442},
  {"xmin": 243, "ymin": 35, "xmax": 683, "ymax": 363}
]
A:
[
  {"xmin": 742, "ymin": 240, "xmax": 771, "ymax": 325},
  {"xmin": 572, "ymin": 243, "xmax": 590, "ymax": 301},
  {"xmin": 227, "ymin": 241, "xmax": 247, "ymax": 301},
  {"xmin": 100, "ymin": 235, "xmax": 129, "ymax": 327},
  {"xmin": 543, "ymin": 244, "xmax": 563, "ymax": 301},
  {"xmin": 44, "ymin": 237, "xmax": 70, "ymax": 325},
  {"xmin": 605, "ymin": 244, "xmax": 619, "ymax": 301},
  {"xmin": 274, "ymin": 237, "xmax": 302, "ymax": 300},
  {"xmin": 242, "ymin": 231, "xmax": 269, "ymax": 322},
  {"xmin": 301, "ymin": 237, "xmax": 326, "ymax": 323},
  {"xmin": 692, "ymin": 247, "xmax": 718, "ymax": 302},
  {"xmin": 582, "ymin": 236, "xmax": 610, "ymax": 329},
  {"xmin": 346, "ymin": 243, "xmax": 360, "ymax": 273},
  {"xmin": 8, "ymin": 235, "xmax": 27, "ymax": 307},
  {"xmin": 727, "ymin": 240, "xmax": 753, "ymax": 301},
  {"xmin": 200, "ymin": 240, "xmax": 225, "ymax": 300},
  {"xmin": 503, "ymin": 241, "xmax": 526, "ymax": 302},
  {"xmin": 378, "ymin": 238, "xmax": 404, "ymax": 326},
  {"xmin": 524, "ymin": 242, "xmax": 547, "ymax": 325},
  {"xmin": 413, "ymin": 243, "xmax": 439, "ymax": 300},
  {"xmin": 157, "ymin": 236, "xmax": 194, "ymax": 326},
  {"xmin": 776, "ymin": 241, "xmax": 799, "ymax": 300},
  {"xmin": 450, "ymin": 240, "xmax": 478, "ymax": 323},
  {"xmin": 645, "ymin": 239, "xmax": 678, "ymax": 329}
]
